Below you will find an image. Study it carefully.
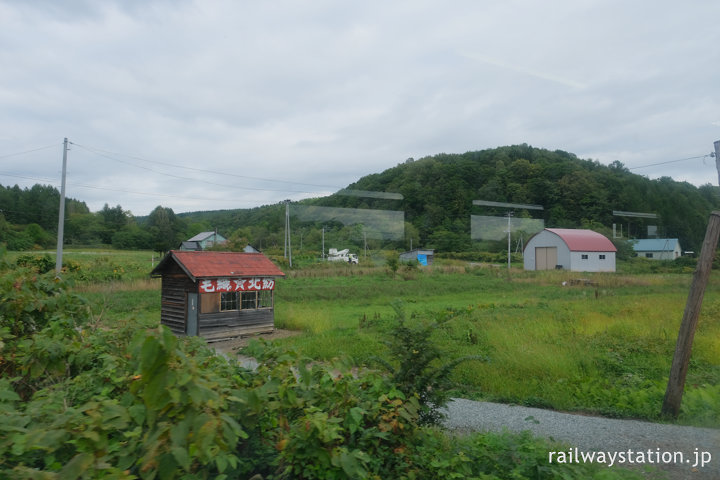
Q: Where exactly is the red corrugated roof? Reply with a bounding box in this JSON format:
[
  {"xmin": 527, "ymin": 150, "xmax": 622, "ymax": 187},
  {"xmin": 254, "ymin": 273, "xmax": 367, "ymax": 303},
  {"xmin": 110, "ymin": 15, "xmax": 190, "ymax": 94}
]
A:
[
  {"xmin": 154, "ymin": 250, "xmax": 285, "ymax": 280},
  {"xmin": 546, "ymin": 228, "xmax": 617, "ymax": 252}
]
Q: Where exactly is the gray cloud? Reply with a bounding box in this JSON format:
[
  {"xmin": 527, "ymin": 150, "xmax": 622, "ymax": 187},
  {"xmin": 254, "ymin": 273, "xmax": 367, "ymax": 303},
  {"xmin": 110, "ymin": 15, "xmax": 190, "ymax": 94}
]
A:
[{"xmin": 1, "ymin": 0, "xmax": 719, "ymax": 215}]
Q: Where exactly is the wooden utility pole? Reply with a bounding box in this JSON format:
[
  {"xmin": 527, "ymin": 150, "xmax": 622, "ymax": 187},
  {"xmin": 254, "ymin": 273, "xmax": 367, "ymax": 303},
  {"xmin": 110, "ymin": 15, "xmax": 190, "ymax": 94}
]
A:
[
  {"xmin": 55, "ymin": 138, "xmax": 68, "ymax": 275},
  {"xmin": 661, "ymin": 211, "xmax": 720, "ymax": 417}
]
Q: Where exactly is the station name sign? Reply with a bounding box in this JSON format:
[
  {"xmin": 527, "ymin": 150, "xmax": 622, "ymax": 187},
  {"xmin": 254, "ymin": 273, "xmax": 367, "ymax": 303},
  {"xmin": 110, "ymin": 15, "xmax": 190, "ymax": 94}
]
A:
[{"xmin": 199, "ymin": 277, "xmax": 275, "ymax": 293}]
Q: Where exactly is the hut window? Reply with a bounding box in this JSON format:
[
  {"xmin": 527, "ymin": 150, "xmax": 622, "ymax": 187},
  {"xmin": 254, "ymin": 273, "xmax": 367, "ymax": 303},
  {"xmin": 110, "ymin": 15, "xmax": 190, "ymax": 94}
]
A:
[
  {"xmin": 599, "ymin": 254, "xmax": 606, "ymax": 260},
  {"xmin": 220, "ymin": 292, "xmax": 239, "ymax": 311},
  {"xmin": 581, "ymin": 254, "xmax": 589, "ymax": 260},
  {"xmin": 241, "ymin": 291, "xmax": 257, "ymax": 309},
  {"xmin": 258, "ymin": 290, "xmax": 273, "ymax": 308},
  {"xmin": 201, "ymin": 292, "xmax": 221, "ymax": 314}
]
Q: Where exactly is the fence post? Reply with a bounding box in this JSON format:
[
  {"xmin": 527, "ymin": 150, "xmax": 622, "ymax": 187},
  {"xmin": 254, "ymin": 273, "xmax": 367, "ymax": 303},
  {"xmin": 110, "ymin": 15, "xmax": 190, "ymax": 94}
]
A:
[{"xmin": 661, "ymin": 211, "xmax": 720, "ymax": 418}]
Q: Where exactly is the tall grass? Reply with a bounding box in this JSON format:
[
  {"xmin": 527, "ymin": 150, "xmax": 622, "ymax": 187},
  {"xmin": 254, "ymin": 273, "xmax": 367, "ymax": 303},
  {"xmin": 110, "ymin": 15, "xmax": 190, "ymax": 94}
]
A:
[
  {"xmin": 42, "ymin": 248, "xmax": 720, "ymax": 427},
  {"xmin": 273, "ymin": 266, "xmax": 720, "ymax": 426}
]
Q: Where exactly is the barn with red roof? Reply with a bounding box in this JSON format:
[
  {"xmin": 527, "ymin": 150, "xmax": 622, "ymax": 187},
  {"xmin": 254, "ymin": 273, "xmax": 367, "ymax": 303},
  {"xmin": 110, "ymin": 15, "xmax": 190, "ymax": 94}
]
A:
[
  {"xmin": 523, "ymin": 228, "xmax": 617, "ymax": 272},
  {"xmin": 151, "ymin": 250, "xmax": 285, "ymax": 341}
]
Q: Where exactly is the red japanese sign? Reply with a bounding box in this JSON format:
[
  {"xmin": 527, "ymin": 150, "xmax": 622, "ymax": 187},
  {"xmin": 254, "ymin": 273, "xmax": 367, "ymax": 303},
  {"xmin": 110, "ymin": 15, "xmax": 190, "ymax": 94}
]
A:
[{"xmin": 198, "ymin": 277, "xmax": 275, "ymax": 293}]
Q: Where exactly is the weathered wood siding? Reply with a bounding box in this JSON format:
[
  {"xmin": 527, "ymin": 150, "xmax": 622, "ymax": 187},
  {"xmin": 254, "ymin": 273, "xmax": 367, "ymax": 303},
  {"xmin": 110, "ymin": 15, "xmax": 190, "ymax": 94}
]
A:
[
  {"xmin": 159, "ymin": 263, "xmax": 196, "ymax": 335},
  {"xmin": 198, "ymin": 309, "xmax": 275, "ymax": 341}
]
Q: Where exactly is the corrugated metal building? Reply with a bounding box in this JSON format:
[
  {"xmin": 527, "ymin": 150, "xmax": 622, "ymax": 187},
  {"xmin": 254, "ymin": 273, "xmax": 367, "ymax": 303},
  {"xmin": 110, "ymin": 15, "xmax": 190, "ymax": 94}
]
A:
[
  {"xmin": 632, "ymin": 238, "xmax": 682, "ymax": 260},
  {"xmin": 399, "ymin": 248, "xmax": 435, "ymax": 266},
  {"xmin": 151, "ymin": 251, "xmax": 284, "ymax": 341},
  {"xmin": 524, "ymin": 228, "xmax": 617, "ymax": 272}
]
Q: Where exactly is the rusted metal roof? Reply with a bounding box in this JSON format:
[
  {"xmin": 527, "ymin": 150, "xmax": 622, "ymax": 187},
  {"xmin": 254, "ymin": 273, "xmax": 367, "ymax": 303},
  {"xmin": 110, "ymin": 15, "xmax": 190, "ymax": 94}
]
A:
[
  {"xmin": 151, "ymin": 250, "xmax": 285, "ymax": 280},
  {"xmin": 546, "ymin": 228, "xmax": 617, "ymax": 252}
]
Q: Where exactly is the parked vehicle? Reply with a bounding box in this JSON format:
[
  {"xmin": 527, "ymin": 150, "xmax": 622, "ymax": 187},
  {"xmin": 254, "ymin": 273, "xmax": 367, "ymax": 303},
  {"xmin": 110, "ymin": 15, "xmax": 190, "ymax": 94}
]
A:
[{"xmin": 327, "ymin": 248, "xmax": 359, "ymax": 264}]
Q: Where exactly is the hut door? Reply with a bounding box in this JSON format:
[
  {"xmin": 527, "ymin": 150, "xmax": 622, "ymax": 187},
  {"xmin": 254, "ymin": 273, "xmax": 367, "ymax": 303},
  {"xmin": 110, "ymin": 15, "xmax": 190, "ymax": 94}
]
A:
[
  {"xmin": 535, "ymin": 247, "xmax": 558, "ymax": 270},
  {"xmin": 187, "ymin": 293, "xmax": 198, "ymax": 336}
]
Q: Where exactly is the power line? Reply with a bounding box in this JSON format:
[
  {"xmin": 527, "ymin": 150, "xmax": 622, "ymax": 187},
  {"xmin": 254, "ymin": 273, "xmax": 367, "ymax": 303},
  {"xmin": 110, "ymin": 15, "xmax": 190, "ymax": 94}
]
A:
[
  {"xmin": 70, "ymin": 142, "xmax": 345, "ymax": 191},
  {"xmin": 628, "ymin": 154, "xmax": 711, "ymax": 170},
  {"xmin": 69, "ymin": 143, "xmax": 330, "ymax": 196},
  {"xmin": 0, "ymin": 143, "xmax": 59, "ymax": 160}
]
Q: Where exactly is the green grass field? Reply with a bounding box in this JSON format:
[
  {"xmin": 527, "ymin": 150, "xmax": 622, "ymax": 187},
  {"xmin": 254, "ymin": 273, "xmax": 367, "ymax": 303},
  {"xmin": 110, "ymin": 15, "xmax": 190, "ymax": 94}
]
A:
[
  {"xmin": 30, "ymin": 248, "xmax": 720, "ymax": 428},
  {"xmin": 271, "ymin": 265, "xmax": 720, "ymax": 427}
]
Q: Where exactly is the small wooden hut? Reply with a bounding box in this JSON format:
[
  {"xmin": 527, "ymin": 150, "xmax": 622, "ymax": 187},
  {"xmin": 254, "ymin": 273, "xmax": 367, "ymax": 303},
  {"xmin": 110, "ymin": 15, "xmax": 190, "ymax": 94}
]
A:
[{"xmin": 151, "ymin": 250, "xmax": 285, "ymax": 341}]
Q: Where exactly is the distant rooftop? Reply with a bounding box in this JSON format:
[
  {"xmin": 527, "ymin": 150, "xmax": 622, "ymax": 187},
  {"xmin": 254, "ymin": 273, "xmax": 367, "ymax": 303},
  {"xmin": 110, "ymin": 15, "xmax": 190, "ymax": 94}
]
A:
[
  {"xmin": 187, "ymin": 231, "xmax": 219, "ymax": 242},
  {"xmin": 546, "ymin": 228, "xmax": 617, "ymax": 252}
]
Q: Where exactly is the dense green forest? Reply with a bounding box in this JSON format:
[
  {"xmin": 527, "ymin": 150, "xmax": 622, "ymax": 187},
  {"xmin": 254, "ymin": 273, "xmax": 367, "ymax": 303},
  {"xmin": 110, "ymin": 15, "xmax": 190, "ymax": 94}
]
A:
[
  {"xmin": 2, "ymin": 145, "xmax": 719, "ymax": 254},
  {"xmin": 320, "ymin": 145, "xmax": 719, "ymax": 253}
]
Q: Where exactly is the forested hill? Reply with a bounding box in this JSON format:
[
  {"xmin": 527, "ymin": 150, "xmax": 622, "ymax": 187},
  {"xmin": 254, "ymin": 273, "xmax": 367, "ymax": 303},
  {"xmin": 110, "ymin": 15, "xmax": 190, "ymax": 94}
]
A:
[{"xmin": 311, "ymin": 145, "xmax": 719, "ymax": 252}]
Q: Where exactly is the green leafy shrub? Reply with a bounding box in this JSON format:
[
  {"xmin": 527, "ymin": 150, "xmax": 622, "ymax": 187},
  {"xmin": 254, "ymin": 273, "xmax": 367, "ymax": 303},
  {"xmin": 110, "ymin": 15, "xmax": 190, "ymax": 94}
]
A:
[
  {"xmin": 15, "ymin": 253, "xmax": 55, "ymax": 273},
  {"xmin": 372, "ymin": 302, "xmax": 485, "ymax": 425}
]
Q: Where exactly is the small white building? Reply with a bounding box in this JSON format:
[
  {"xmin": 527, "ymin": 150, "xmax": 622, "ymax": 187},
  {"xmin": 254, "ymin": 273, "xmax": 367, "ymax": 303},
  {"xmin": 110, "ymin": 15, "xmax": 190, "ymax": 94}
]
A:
[
  {"xmin": 632, "ymin": 238, "xmax": 682, "ymax": 260},
  {"xmin": 524, "ymin": 228, "xmax": 617, "ymax": 272}
]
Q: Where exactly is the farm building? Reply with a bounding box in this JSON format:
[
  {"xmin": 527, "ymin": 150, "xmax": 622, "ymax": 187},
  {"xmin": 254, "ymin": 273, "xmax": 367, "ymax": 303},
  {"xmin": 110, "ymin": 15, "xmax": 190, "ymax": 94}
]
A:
[
  {"xmin": 399, "ymin": 248, "xmax": 435, "ymax": 266},
  {"xmin": 151, "ymin": 251, "xmax": 284, "ymax": 341},
  {"xmin": 523, "ymin": 228, "xmax": 617, "ymax": 272},
  {"xmin": 632, "ymin": 238, "xmax": 682, "ymax": 260},
  {"xmin": 180, "ymin": 231, "xmax": 227, "ymax": 251}
]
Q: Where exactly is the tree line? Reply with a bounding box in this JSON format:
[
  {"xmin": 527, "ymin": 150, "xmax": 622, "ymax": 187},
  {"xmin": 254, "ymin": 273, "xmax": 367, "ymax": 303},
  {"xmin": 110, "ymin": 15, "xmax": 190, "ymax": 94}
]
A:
[
  {"xmin": 2, "ymin": 145, "xmax": 719, "ymax": 254},
  {"xmin": 0, "ymin": 184, "xmax": 199, "ymax": 252}
]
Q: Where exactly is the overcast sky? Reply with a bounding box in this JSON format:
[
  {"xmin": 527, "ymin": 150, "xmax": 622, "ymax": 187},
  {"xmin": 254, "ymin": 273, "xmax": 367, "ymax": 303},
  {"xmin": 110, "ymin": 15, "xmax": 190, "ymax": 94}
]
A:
[{"xmin": 1, "ymin": 0, "xmax": 719, "ymax": 216}]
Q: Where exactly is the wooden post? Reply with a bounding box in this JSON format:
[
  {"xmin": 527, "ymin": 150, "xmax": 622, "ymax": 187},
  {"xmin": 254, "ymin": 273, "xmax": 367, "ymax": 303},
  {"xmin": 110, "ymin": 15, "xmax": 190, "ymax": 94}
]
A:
[{"xmin": 661, "ymin": 211, "xmax": 720, "ymax": 417}]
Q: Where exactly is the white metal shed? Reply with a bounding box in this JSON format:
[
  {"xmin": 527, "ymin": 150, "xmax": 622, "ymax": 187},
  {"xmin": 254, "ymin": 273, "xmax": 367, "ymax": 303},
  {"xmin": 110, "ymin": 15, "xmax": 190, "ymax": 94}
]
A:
[{"xmin": 523, "ymin": 228, "xmax": 617, "ymax": 272}]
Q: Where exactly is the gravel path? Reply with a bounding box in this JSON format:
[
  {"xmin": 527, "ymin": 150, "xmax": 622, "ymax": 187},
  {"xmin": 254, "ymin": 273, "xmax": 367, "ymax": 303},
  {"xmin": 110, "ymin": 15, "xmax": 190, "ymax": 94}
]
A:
[{"xmin": 442, "ymin": 398, "xmax": 720, "ymax": 479}]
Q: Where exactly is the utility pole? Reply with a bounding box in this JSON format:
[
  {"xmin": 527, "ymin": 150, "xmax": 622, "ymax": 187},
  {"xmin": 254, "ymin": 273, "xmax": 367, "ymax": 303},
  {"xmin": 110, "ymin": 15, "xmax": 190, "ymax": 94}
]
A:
[
  {"xmin": 55, "ymin": 138, "xmax": 68, "ymax": 275},
  {"xmin": 322, "ymin": 226, "xmax": 325, "ymax": 260},
  {"xmin": 714, "ymin": 140, "xmax": 720, "ymax": 186},
  {"xmin": 662, "ymin": 211, "xmax": 720, "ymax": 417},
  {"xmin": 506, "ymin": 211, "xmax": 514, "ymax": 270},
  {"xmin": 284, "ymin": 200, "xmax": 292, "ymax": 267}
]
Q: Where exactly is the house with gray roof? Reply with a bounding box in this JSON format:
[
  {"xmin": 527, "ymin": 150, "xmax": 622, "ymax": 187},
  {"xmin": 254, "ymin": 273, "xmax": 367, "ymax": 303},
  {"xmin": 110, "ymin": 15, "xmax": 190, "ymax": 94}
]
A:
[
  {"xmin": 632, "ymin": 238, "xmax": 682, "ymax": 260},
  {"xmin": 180, "ymin": 231, "xmax": 227, "ymax": 251}
]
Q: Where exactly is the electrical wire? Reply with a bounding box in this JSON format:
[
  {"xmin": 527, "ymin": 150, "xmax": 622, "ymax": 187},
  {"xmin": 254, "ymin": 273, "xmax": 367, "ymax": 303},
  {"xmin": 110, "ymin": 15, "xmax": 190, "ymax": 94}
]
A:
[
  {"xmin": 0, "ymin": 143, "xmax": 59, "ymax": 160},
  {"xmin": 70, "ymin": 142, "xmax": 345, "ymax": 191},
  {"xmin": 69, "ymin": 143, "xmax": 332, "ymax": 196},
  {"xmin": 628, "ymin": 154, "xmax": 710, "ymax": 170}
]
